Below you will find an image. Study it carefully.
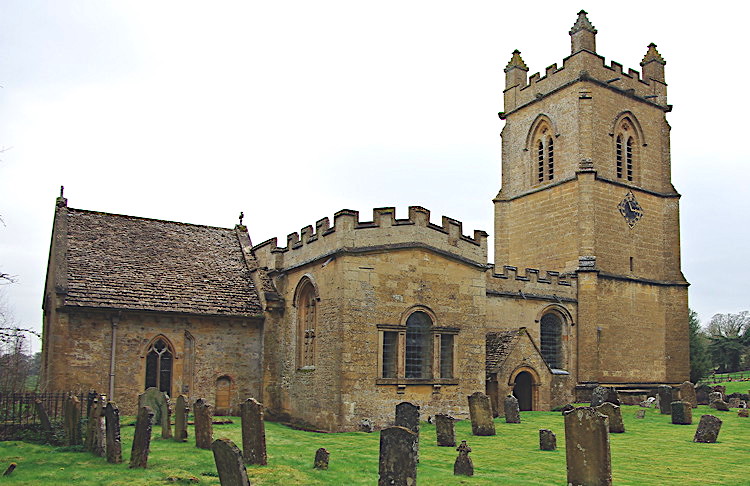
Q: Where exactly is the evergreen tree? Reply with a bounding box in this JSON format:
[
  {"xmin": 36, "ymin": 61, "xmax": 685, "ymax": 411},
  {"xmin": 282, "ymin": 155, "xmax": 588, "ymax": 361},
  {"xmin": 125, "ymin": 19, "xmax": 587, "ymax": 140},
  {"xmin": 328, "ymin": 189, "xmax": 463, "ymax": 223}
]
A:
[{"xmin": 689, "ymin": 309, "xmax": 711, "ymax": 382}]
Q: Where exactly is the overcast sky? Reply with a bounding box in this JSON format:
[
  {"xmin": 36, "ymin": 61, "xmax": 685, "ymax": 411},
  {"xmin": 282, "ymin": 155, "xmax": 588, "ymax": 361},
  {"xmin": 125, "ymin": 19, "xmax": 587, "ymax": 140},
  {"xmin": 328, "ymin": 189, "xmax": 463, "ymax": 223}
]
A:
[{"xmin": 1, "ymin": 1, "xmax": 748, "ymax": 353}]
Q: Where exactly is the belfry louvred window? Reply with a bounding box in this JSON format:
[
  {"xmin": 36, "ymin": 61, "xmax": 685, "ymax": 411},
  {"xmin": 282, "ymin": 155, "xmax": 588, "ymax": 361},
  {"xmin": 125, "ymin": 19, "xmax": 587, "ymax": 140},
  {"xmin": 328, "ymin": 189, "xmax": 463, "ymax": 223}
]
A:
[
  {"xmin": 532, "ymin": 120, "xmax": 555, "ymax": 184},
  {"xmin": 615, "ymin": 117, "xmax": 638, "ymax": 182}
]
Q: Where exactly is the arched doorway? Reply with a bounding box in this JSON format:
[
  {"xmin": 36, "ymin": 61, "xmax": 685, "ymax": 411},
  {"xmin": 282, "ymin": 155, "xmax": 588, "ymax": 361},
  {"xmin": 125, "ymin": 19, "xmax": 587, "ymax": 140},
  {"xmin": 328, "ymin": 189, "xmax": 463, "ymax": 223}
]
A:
[
  {"xmin": 513, "ymin": 371, "xmax": 534, "ymax": 411},
  {"xmin": 215, "ymin": 376, "xmax": 232, "ymax": 415}
]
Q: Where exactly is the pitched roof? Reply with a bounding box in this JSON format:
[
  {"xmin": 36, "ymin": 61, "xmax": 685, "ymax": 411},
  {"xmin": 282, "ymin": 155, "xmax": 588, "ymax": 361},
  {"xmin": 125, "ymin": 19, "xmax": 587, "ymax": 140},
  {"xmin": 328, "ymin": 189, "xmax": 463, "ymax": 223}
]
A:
[
  {"xmin": 61, "ymin": 208, "xmax": 263, "ymax": 317},
  {"xmin": 485, "ymin": 329, "xmax": 522, "ymax": 376}
]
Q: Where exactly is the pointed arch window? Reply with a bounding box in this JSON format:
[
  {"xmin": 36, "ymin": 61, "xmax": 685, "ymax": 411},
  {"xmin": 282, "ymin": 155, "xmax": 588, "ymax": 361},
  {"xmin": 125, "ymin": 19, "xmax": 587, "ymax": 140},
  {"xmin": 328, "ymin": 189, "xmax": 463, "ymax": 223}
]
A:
[
  {"xmin": 296, "ymin": 278, "xmax": 318, "ymax": 369},
  {"xmin": 540, "ymin": 313, "xmax": 563, "ymax": 369},
  {"xmin": 614, "ymin": 117, "xmax": 638, "ymax": 182},
  {"xmin": 530, "ymin": 119, "xmax": 555, "ymax": 184},
  {"xmin": 145, "ymin": 337, "xmax": 173, "ymax": 394}
]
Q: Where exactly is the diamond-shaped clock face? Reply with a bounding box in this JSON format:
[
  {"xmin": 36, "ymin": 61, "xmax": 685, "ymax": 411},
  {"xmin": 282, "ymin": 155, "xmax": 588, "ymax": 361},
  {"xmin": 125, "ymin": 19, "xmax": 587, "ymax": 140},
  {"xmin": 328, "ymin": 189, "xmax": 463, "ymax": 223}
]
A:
[{"xmin": 618, "ymin": 191, "xmax": 643, "ymax": 228}]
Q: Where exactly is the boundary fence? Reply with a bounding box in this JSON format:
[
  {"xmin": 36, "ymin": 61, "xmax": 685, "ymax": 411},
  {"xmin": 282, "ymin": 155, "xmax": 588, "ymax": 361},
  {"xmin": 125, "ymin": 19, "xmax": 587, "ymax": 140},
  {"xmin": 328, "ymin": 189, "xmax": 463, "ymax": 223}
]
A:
[{"xmin": 0, "ymin": 391, "xmax": 92, "ymax": 426}]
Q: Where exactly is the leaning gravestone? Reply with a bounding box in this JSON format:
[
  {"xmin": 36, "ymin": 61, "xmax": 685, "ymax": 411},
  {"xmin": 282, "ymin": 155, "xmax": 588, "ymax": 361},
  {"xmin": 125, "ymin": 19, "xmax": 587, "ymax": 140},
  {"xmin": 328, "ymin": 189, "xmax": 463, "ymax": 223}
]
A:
[
  {"xmin": 138, "ymin": 387, "xmax": 171, "ymax": 439},
  {"xmin": 34, "ymin": 399, "xmax": 52, "ymax": 432},
  {"xmin": 194, "ymin": 398, "xmax": 214, "ymax": 450},
  {"xmin": 314, "ymin": 448, "xmax": 330, "ymax": 470},
  {"xmin": 86, "ymin": 395, "xmax": 106, "ymax": 457},
  {"xmin": 590, "ymin": 386, "xmax": 620, "ymax": 407},
  {"xmin": 671, "ymin": 401, "xmax": 692, "ymax": 425},
  {"xmin": 564, "ymin": 407, "xmax": 612, "ymax": 486},
  {"xmin": 453, "ymin": 440, "xmax": 473, "ymax": 476},
  {"xmin": 468, "ymin": 392, "xmax": 496, "ymax": 436},
  {"xmin": 504, "ymin": 395, "xmax": 521, "ymax": 424},
  {"xmin": 693, "ymin": 415, "xmax": 722, "ymax": 443},
  {"xmin": 595, "ymin": 402, "xmax": 624, "ymax": 433},
  {"xmin": 211, "ymin": 438, "xmax": 251, "ymax": 486},
  {"xmin": 64, "ymin": 394, "xmax": 82, "ymax": 446},
  {"xmin": 657, "ymin": 386, "xmax": 673, "ymax": 414},
  {"xmin": 679, "ymin": 381, "xmax": 697, "ymax": 408},
  {"xmin": 104, "ymin": 402, "xmax": 122, "ymax": 464},
  {"xmin": 727, "ymin": 397, "xmax": 741, "ymax": 408},
  {"xmin": 434, "ymin": 414, "xmax": 456, "ymax": 447},
  {"xmin": 710, "ymin": 399, "xmax": 730, "ymax": 411},
  {"xmin": 539, "ymin": 429, "xmax": 557, "ymax": 451},
  {"xmin": 378, "ymin": 426, "xmax": 418, "ymax": 486},
  {"xmin": 240, "ymin": 398, "xmax": 267, "ymax": 466},
  {"xmin": 129, "ymin": 406, "xmax": 154, "ymax": 469},
  {"xmin": 174, "ymin": 394, "xmax": 189, "ymax": 442}
]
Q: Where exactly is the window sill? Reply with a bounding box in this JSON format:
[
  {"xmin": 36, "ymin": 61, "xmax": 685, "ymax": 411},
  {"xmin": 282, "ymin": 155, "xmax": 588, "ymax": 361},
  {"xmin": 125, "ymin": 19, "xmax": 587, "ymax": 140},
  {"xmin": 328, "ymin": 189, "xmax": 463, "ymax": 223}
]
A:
[{"xmin": 376, "ymin": 378, "xmax": 459, "ymax": 386}]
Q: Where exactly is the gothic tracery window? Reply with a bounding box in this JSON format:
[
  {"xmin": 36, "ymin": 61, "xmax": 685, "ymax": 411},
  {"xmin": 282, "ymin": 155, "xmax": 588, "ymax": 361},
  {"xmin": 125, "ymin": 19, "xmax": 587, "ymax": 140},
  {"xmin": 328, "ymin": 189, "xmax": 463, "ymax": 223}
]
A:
[
  {"xmin": 145, "ymin": 337, "xmax": 173, "ymax": 394},
  {"xmin": 532, "ymin": 120, "xmax": 555, "ymax": 184},
  {"xmin": 540, "ymin": 313, "xmax": 563, "ymax": 369},
  {"xmin": 297, "ymin": 279, "xmax": 317, "ymax": 369},
  {"xmin": 615, "ymin": 118, "xmax": 637, "ymax": 182}
]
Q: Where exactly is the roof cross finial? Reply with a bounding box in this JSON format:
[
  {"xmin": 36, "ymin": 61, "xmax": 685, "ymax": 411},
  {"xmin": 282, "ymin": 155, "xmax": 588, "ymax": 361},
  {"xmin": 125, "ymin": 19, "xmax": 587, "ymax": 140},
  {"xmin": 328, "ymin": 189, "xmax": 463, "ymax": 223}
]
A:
[
  {"xmin": 60, "ymin": 185, "xmax": 64, "ymax": 197},
  {"xmin": 239, "ymin": 211, "xmax": 244, "ymax": 226}
]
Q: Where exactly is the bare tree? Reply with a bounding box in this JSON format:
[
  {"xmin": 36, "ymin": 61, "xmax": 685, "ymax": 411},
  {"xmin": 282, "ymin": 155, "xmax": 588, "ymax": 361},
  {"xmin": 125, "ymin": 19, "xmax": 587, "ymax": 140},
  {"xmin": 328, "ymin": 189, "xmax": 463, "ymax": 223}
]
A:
[{"xmin": 706, "ymin": 311, "xmax": 750, "ymax": 338}]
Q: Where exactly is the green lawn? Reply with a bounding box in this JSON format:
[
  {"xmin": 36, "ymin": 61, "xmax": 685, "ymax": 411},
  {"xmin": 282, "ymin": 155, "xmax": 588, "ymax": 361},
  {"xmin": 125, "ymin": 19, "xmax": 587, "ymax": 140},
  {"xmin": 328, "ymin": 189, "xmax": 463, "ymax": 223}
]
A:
[{"xmin": 1, "ymin": 403, "xmax": 749, "ymax": 485}]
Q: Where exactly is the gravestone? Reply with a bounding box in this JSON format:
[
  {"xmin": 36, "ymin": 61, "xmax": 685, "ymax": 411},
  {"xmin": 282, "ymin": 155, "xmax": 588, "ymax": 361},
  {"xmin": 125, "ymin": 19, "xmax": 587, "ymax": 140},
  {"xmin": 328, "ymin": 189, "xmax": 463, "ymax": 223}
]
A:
[
  {"xmin": 590, "ymin": 386, "xmax": 620, "ymax": 407},
  {"xmin": 564, "ymin": 407, "xmax": 612, "ymax": 486},
  {"xmin": 634, "ymin": 410, "xmax": 646, "ymax": 419},
  {"xmin": 378, "ymin": 426, "xmax": 418, "ymax": 486},
  {"xmin": 670, "ymin": 401, "xmax": 692, "ymax": 425},
  {"xmin": 359, "ymin": 418, "xmax": 374, "ymax": 433},
  {"xmin": 194, "ymin": 398, "xmax": 214, "ymax": 450},
  {"xmin": 539, "ymin": 429, "xmax": 557, "ymax": 451},
  {"xmin": 595, "ymin": 402, "xmax": 624, "ymax": 433},
  {"xmin": 727, "ymin": 397, "xmax": 741, "ymax": 408},
  {"xmin": 708, "ymin": 392, "xmax": 723, "ymax": 404},
  {"xmin": 453, "ymin": 440, "xmax": 473, "ymax": 476},
  {"xmin": 738, "ymin": 409, "xmax": 749, "ymax": 418},
  {"xmin": 34, "ymin": 399, "xmax": 52, "ymax": 431},
  {"xmin": 138, "ymin": 387, "xmax": 171, "ymax": 439},
  {"xmin": 174, "ymin": 395, "xmax": 189, "ymax": 442},
  {"xmin": 468, "ymin": 392, "xmax": 495, "ymax": 436},
  {"xmin": 104, "ymin": 402, "xmax": 122, "ymax": 464},
  {"xmin": 240, "ymin": 398, "xmax": 267, "ymax": 466},
  {"xmin": 712, "ymin": 385, "xmax": 726, "ymax": 397},
  {"xmin": 395, "ymin": 402, "xmax": 420, "ymax": 435},
  {"xmin": 86, "ymin": 395, "xmax": 106, "ymax": 456},
  {"xmin": 657, "ymin": 386, "xmax": 673, "ymax": 414},
  {"xmin": 211, "ymin": 438, "xmax": 251, "ymax": 486},
  {"xmin": 560, "ymin": 403, "xmax": 575, "ymax": 414},
  {"xmin": 639, "ymin": 397, "xmax": 655, "ymax": 408},
  {"xmin": 679, "ymin": 381, "xmax": 697, "ymax": 408},
  {"xmin": 695, "ymin": 384, "xmax": 712, "ymax": 405},
  {"xmin": 693, "ymin": 415, "xmax": 722, "ymax": 443},
  {"xmin": 504, "ymin": 395, "xmax": 521, "ymax": 424},
  {"xmin": 314, "ymin": 448, "xmax": 329, "ymax": 470},
  {"xmin": 63, "ymin": 394, "xmax": 82, "ymax": 446},
  {"xmin": 129, "ymin": 406, "xmax": 154, "ymax": 469},
  {"xmin": 710, "ymin": 399, "xmax": 730, "ymax": 411},
  {"xmin": 434, "ymin": 414, "xmax": 456, "ymax": 447}
]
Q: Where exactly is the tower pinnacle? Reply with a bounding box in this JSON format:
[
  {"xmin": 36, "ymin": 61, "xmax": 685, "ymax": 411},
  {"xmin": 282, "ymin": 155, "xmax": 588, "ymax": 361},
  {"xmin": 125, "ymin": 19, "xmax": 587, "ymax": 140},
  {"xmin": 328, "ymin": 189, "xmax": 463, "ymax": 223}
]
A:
[
  {"xmin": 504, "ymin": 50, "xmax": 529, "ymax": 89},
  {"xmin": 641, "ymin": 43, "xmax": 666, "ymax": 83},
  {"xmin": 569, "ymin": 10, "xmax": 597, "ymax": 54}
]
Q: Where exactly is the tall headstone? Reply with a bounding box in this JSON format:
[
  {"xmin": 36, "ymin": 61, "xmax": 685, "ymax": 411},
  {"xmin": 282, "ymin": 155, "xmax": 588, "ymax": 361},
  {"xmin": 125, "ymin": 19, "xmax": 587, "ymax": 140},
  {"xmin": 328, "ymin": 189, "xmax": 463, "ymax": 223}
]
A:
[
  {"xmin": 657, "ymin": 386, "xmax": 673, "ymax": 414},
  {"xmin": 693, "ymin": 415, "xmax": 722, "ymax": 443},
  {"xmin": 679, "ymin": 381, "xmax": 697, "ymax": 408},
  {"xmin": 434, "ymin": 414, "xmax": 456, "ymax": 447},
  {"xmin": 86, "ymin": 395, "xmax": 106, "ymax": 456},
  {"xmin": 453, "ymin": 440, "xmax": 473, "ymax": 476},
  {"xmin": 314, "ymin": 448, "xmax": 330, "ymax": 470},
  {"xmin": 504, "ymin": 395, "xmax": 521, "ymax": 424},
  {"xmin": 104, "ymin": 402, "xmax": 123, "ymax": 464},
  {"xmin": 174, "ymin": 394, "xmax": 189, "ymax": 442},
  {"xmin": 671, "ymin": 401, "xmax": 692, "ymax": 425},
  {"xmin": 378, "ymin": 426, "xmax": 418, "ymax": 486},
  {"xmin": 211, "ymin": 438, "xmax": 251, "ymax": 486},
  {"xmin": 34, "ymin": 399, "xmax": 52, "ymax": 432},
  {"xmin": 564, "ymin": 407, "xmax": 612, "ymax": 486},
  {"xmin": 695, "ymin": 384, "xmax": 712, "ymax": 405},
  {"xmin": 194, "ymin": 398, "xmax": 214, "ymax": 450},
  {"xmin": 139, "ymin": 387, "xmax": 172, "ymax": 439},
  {"xmin": 468, "ymin": 392, "xmax": 496, "ymax": 436},
  {"xmin": 240, "ymin": 398, "xmax": 267, "ymax": 466},
  {"xmin": 539, "ymin": 429, "xmax": 557, "ymax": 451},
  {"xmin": 594, "ymin": 402, "xmax": 625, "ymax": 433},
  {"xmin": 590, "ymin": 386, "xmax": 620, "ymax": 407},
  {"xmin": 129, "ymin": 406, "xmax": 154, "ymax": 469},
  {"xmin": 64, "ymin": 394, "xmax": 82, "ymax": 446},
  {"xmin": 395, "ymin": 401, "xmax": 420, "ymax": 458}
]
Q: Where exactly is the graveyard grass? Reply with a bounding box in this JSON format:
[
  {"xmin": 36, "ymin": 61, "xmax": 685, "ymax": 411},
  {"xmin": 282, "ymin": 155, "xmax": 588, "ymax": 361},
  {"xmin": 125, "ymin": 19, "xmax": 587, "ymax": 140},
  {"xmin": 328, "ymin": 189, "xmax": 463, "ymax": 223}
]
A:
[{"xmin": 2, "ymin": 403, "xmax": 750, "ymax": 485}]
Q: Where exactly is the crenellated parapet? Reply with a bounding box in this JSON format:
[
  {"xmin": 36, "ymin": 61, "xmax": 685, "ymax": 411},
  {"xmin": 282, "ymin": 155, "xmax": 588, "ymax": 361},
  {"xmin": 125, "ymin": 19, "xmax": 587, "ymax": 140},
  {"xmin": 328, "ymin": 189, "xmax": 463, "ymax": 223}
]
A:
[
  {"xmin": 252, "ymin": 206, "xmax": 489, "ymax": 272},
  {"xmin": 502, "ymin": 11, "xmax": 668, "ymax": 115},
  {"xmin": 486, "ymin": 265, "xmax": 578, "ymax": 302}
]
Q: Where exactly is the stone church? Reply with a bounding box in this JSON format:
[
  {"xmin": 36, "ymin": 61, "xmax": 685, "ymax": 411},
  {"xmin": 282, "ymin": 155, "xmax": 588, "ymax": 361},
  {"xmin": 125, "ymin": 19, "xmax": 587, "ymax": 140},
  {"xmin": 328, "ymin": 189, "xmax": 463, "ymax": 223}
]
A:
[{"xmin": 41, "ymin": 12, "xmax": 689, "ymax": 431}]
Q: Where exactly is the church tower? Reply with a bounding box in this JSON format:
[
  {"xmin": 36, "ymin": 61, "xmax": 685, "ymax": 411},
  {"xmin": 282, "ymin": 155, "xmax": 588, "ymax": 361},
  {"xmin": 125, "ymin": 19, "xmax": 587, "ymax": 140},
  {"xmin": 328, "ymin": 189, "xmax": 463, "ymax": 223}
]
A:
[{"xmin": 494, "ymin": 12, "xmax": 689, "ymax": 387}]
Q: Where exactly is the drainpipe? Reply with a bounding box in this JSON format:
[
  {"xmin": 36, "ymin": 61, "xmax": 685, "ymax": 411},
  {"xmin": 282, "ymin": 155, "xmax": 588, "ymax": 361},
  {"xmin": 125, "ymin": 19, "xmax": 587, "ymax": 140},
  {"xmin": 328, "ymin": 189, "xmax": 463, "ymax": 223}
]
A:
[{"xmin": 108, "ymin": 312, "xmax": 121, "ymax": 400}]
